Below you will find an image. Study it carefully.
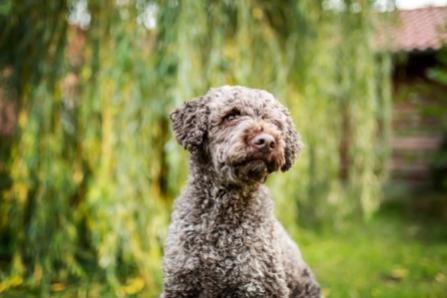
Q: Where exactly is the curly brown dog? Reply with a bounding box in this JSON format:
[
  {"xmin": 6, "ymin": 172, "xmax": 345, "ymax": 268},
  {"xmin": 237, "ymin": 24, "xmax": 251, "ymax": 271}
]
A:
[{"xmin": 162, "ymin": 86, "xmax": 321, "ymax": 298}]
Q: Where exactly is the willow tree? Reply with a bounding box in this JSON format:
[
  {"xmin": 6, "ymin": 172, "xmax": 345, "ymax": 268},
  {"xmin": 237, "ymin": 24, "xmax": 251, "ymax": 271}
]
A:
[{"xmin": 0, "ymin": 0, "xmax": 391, "ymax": 296}]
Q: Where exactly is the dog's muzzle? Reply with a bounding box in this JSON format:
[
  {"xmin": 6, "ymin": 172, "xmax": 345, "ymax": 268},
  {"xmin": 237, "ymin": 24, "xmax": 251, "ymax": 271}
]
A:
[{"xmin": 226, "ymin": 132, "xmax": 281, "ymax": 182}]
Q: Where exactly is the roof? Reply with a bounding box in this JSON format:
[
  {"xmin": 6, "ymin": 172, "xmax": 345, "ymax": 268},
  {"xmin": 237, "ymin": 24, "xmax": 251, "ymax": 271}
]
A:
[{"xmin": 376, "ymin": 6, "xmax": 447, "ymax": 52}]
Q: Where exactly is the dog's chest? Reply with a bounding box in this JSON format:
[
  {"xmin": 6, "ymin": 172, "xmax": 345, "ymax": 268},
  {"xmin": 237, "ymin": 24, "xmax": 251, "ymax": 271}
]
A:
[
  {"xmin": 195, "ymin": 194, "xmax": 268, "ymax": 255},
  {"xmin": 169, "ymin": 189, "xmax": 289, "ymax": 296},
  {"xmin": 185, "ymin": 199, "xmax": 276, "ymax": 284}
]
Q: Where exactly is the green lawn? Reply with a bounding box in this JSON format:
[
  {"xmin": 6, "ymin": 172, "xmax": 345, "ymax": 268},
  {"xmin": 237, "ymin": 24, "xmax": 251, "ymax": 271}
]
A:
[
  {"xmin": 2, "ymin": 197, "xmax": 447, "ymax": 298},
  {"xmin": 299, "ymin": 197, "xmax": 447, "ymax": 298}
]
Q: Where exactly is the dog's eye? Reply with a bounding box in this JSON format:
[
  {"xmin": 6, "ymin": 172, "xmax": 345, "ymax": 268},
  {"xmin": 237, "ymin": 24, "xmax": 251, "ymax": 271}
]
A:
[{"xmin": 223, "ymin": 109, "xmax": 241, "ymax": 122}]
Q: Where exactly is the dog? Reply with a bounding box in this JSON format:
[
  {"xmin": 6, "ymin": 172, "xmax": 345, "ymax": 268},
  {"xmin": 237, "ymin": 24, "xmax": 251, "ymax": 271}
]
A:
[{"xmin": 161, "ymin": 86, "xmax": 321, "ymax": 298}]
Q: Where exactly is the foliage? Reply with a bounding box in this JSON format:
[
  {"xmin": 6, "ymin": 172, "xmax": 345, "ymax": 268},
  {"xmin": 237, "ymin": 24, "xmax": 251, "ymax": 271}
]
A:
[{"xmin": 0, "ymin": 0, "xmax": 391, "ymax": 296}]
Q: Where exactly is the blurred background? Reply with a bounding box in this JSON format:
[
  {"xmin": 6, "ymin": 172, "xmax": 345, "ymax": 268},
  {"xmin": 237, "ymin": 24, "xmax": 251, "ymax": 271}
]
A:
[{"xmin": 0, "ymin": 0, "xmax": 446, "ymax": 297}]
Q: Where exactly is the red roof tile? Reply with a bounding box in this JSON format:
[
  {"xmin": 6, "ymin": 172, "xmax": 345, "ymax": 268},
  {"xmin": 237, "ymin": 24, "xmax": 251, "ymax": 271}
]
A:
[{"xmin": 376, "ymin": 6, "xmax": 447, "ymax": 52}]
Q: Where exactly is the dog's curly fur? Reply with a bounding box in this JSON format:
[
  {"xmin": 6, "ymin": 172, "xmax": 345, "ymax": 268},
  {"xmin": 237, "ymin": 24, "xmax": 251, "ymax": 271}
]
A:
[{"xmin": 162, "ymin": 86, "xmax": 321, "ymax": 298}]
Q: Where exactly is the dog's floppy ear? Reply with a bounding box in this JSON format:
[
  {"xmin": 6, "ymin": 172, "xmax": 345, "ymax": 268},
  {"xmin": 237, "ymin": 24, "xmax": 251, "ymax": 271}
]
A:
[
  {"xmin": 169, "ymin": 96, "xmax": 208, "ymax": 152},
  {"xmin": 281, "ymin": 108, "xmax": 303, "ymax": 172}
]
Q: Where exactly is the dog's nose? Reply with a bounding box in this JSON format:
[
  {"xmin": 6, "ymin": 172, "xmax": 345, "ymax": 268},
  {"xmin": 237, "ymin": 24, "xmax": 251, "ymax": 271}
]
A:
[{"xmin": 250, "ymin": 133, "xmax": 276, "ymax": 151}]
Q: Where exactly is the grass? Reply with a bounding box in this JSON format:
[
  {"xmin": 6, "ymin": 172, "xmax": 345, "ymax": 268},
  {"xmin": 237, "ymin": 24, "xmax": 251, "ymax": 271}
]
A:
[
  {"xmin": 2, "ymin": 195, "xmax": 447, "ymax": 298},
  {"xmin": 299, "ymin": 194, "xmax": 447, "ymax": 298}
]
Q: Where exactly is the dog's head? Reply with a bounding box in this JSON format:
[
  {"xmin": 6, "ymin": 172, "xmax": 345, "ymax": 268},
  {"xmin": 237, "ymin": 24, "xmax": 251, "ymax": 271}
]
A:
[{"xmin": 170, "ymin": 86, "xmax": 302, "ymax": 185}]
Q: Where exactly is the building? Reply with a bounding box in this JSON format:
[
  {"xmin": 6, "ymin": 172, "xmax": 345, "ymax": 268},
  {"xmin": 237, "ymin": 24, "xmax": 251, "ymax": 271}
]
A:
[{"xmin": 378, "ymin": 6, "xmax": 447, "ymax": 189}]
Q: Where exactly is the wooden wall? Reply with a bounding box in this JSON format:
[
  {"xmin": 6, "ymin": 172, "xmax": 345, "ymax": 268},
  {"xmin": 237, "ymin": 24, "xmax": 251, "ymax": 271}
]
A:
[{"xmin": 391, "ymin": 52, "xmax": 446, "ymax": 187}]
